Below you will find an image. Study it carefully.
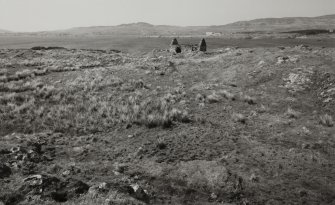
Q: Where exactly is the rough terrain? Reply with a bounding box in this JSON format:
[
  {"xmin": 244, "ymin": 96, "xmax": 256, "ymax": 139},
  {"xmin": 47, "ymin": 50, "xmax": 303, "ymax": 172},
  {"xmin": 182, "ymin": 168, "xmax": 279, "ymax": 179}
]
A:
[{"xmin": 0, "ymin": 41, "xmax": 335, "ymax": 205}]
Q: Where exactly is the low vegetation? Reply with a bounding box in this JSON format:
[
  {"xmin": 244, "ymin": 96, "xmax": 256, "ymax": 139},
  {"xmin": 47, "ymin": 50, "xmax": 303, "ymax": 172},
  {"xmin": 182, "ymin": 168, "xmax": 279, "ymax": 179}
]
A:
[
  {"xmin": 319, "ymin": 114, "xmax": 334, "ymax": 127},
  {"xmin": 0, "ymin": 42, "xmax": 335, "ymax": 204}
]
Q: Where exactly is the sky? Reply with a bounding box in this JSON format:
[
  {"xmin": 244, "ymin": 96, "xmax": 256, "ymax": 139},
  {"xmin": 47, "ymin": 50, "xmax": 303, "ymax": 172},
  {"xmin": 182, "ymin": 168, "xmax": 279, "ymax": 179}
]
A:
[{"xmin": 0, "ymin": 0, "xmax": 334, "ymax": 32}]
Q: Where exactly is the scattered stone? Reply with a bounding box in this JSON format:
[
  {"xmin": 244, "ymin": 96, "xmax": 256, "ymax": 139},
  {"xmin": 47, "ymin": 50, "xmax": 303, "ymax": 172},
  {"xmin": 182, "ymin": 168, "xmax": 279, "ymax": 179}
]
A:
[
  {"xmin": 0, "ymin": 163, "xmax": 12, "ymax": 178},
  {"xmin": 258, "ymin": 60, "xmax": 265, "ymax": 65},
  {"xmin": 62, "ymin": 170, "xmax": 71, "ymax": 177},
  {"xmin": 73, "ymin": 146, "xmax": 85, "ymax": 153},
  {"xmin": 19, "ymin": 174, "xmax": 89, "ymax": 202},
  {"xmin": 128, "ymin": 134, "xmax": 134, "ymax": 138},
  {"xmin": 283, "ymin": 68, "xmax": 313, "ymax": 93}
]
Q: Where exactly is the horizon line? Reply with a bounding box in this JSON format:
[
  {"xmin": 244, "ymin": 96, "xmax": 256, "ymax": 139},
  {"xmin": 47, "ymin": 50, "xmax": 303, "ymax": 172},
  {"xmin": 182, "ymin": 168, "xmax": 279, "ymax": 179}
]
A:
[{"xmin": 1, "ymin": 13, "xmax": 334, "ymax": 33}]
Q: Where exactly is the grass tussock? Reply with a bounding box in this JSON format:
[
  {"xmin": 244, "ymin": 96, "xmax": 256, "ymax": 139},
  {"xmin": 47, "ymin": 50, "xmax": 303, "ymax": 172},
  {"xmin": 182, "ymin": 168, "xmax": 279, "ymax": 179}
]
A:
[
  {"xmin": 118, "ymin": 95, "xmax": 190, "ymax": 128},
  {"xmin": 319, "ymin": 114, "xmax": 334, "ymax": 127},
  {"xmin": 286, "ymin": 107, "xmax": 300, "ymax": 119},
  {"xmin": 218, "ymin": 90, "xmax": 236, "ymax": 101},
  {"xmin": 0, "ymin": 68, "xmax": 8, "ymax": 76},
  {"xmin": 241, "ymin": 95, "xmax": 257, "ymax": 105},
  {"xmin": 207, "ymin": 93, "xmax": 221, "ymax": 103},
  {"xmin": 0, "ymin": 73, "xmax": 190, "ymax": 134},
  {"xmin": 232, "ymin": 113, "xmax": 247, "ymax": 124}
]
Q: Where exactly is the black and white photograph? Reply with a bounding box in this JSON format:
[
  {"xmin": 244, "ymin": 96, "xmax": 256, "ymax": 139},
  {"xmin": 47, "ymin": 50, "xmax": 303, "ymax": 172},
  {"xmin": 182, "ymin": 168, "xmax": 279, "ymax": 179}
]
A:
[{"xmin": 0, "ymin": 0, "xmax": 334, "ymax": 204}]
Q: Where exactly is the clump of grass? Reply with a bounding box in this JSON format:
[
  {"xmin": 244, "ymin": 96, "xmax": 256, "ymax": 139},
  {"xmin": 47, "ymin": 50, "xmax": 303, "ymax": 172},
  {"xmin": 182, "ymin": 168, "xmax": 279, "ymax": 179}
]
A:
[
  {"xmin": 319, "ymin": 114, "xmax": 334, "ymax": 127},
  {"xmin": 156, "ymin": 137, "xmax": 167, "ymax": 149},
  {"xmin": 0, "ymin": 68, "xmax": 8, "ymax": 76},
  {"xmin": 241, "ymin": 95, "xmax": 256, "ymax": 105},
  {"xmin": 33, "ymin": 68, "xmax": 48, "ymax": 76},
  {"xmin": 195, "ymin": 93, "xmax": 206, "ymax": 102},
  {"xmin": 141, "ymin": 103, "xmax": 189, "ymax": 128},
  {"xmin": 16, "ymin": 69, "xmax": 35, "ymax": 79},
  {"xmin": 0, "ymin": 72, "xmax": 190, "ymax": 134},
  {"xmin": 207, "ymin": 93, "xmax": 220, "ymax": 103},
  {"xmin": 218, "ymin": 90, "xmax": 236, "ymax": 101},
  {"xmin": 286, "ymin": 107, "xmax": 300, "ymax": 119},
  {"xmin": 7, "ymin": 74, "xmax": 19, "ymax": 81},
  {"xmin": 117, "ymin": 94, "xmax": 190, "ymax": 129},
  {"xmin": 0, "ymin": 75, "xmax": 8, "ymax": 83},
  {"xmin": 232, "ymin": 113, "xmax": 247, "ymax": 124},
  {"xmin": 257, "ymin": 104, "xmax": 269, "ymax": 113}
]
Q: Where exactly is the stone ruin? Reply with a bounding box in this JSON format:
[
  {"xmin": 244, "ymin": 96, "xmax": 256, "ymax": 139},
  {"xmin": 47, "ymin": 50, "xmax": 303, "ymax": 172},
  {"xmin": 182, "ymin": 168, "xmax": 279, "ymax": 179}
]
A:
[
  {"xmin": 170, "ymin": 38, "xmax": 182, "ymax": 54},
  {"xmin": 199, "ymin": 38, "xmax": 207, "ymax": 52},
  {"xmin": 169, "ymin": 38, "xmax": 207, "ymax": 53}
]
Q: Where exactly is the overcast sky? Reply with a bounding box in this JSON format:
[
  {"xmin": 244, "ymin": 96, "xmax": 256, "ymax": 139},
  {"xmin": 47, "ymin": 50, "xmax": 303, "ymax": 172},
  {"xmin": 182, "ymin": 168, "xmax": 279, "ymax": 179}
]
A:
[{"xmin": 0, "ymin": 0, "xmax": 334, "ymax": 32}]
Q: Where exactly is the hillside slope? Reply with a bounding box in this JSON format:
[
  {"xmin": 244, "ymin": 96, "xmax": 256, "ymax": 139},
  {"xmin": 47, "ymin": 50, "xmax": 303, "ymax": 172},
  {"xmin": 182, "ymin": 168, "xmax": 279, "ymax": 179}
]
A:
[
  {"xmin": 47, "ymin": 14, "xmax": 335, "ymax": 36},
  {"xmin": 224, "ymin": 14, "xmax": 335, "ymax": 31}
]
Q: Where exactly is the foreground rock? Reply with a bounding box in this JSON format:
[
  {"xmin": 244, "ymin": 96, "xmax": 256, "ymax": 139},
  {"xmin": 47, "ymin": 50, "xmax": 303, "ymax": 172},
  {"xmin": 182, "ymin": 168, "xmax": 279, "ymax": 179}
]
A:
[
  {"xmin": 0, "ymin": 163, "xmax": 11, "ymax": 178},
  {"xmin": 0, "ymin": 175, "xmax": 89, "ymax": 204}
]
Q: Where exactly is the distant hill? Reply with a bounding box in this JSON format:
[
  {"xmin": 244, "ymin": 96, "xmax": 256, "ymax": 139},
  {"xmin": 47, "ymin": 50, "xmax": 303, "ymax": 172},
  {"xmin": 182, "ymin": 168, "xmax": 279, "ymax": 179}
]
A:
[
  {"xmin": 223, "ymin": 14, "xmax": 335, "ymax": 32},
  {"xmin": 0, "ymin": 29, "xmax": 11, "ymax": 33},
  {"xmin": 51, "ymin": 22, "xmax": 207, "ymax": 36},
  {"xmin": 14, "ymin": 14, "xmax": 335, "ymax": 36}
]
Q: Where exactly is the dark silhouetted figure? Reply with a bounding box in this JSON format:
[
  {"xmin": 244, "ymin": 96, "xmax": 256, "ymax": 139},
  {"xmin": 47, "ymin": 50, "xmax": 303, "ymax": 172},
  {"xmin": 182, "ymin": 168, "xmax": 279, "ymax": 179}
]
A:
[{"xmin": 199, "ymin": 38, "xmax": 207, "ymax": 52}]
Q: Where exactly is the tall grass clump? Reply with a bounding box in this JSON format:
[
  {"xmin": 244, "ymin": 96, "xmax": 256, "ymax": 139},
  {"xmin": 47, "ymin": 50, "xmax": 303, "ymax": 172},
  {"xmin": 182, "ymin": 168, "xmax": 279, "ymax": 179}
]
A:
[{"xmin": 319, "ymin": 114, "xmax": 334, "ymax": 127}]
